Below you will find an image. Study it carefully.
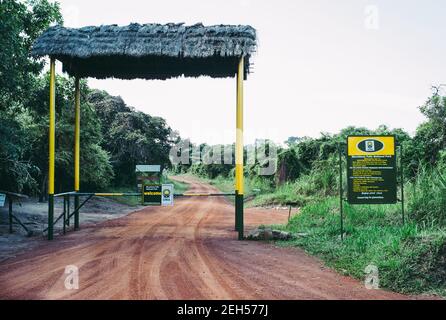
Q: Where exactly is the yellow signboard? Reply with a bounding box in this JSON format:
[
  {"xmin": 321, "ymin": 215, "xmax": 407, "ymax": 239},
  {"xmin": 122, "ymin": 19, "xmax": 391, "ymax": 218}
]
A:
[
  {"xmin": 347, "ymin": 135, "xmax": 397, "ymax": 204},
  {"xmin": 347, "ymin": 136, "xmax": 395, "ymax": 156}
]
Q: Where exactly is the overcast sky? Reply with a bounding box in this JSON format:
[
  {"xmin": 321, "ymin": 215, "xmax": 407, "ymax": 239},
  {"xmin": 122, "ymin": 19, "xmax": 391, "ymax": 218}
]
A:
[{"xmin": 53, "ymin": 0, "xmax": 446, "ymax": 145}]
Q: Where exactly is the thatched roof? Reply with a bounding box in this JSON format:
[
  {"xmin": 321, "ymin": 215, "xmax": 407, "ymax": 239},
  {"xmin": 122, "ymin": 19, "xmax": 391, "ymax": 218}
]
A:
[{"xmin": 31, "ymin": 23, "xmax": 257, "ymax": 80}]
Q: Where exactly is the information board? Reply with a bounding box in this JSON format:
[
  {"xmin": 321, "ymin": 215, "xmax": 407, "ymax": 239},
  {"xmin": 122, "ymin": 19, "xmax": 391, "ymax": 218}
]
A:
[
  {"xmin": 347, "ymin": 136, "xmax": 397, "ymax": 204},
  {"xmin": 143, "ymin": 184, "xmax": 162, "ymax": 205}
]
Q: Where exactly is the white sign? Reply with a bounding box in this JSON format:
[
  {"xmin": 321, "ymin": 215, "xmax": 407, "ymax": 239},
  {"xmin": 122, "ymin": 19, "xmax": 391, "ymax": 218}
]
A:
[
  {"xmin": 135, "ymin": 165, "xmax": 161, "ymax": 173},
  {"xmin": 0, "ymin": 193, "xmax": 6, "ymax": 207},
  {"xmin": 161, "ymin": 184, "xmax": 174, "ymax": 206}
]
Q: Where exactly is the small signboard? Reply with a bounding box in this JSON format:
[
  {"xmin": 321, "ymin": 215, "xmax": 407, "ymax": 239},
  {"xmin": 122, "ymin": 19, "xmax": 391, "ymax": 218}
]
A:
[
  {"xmin": 347, "ymin": 135, "xmax": 397, "ymax": 204},
  {"xmin": 161, "ymin": 184, "xmax": 174, "ymax": 206},
  {"xmin": 136, "ymin": 164, "xmax": 162, "ymax": 190},
  {"xmin": 143, "ymin": 184, "xmax": 162, "ymax": 205},
  {"xmin": 136, "ymin": 165, "xmax": 161, "ymax": 173},
  {"xmin": 0, "ymin": 193, "xmax": 6, "ymax": 207}
]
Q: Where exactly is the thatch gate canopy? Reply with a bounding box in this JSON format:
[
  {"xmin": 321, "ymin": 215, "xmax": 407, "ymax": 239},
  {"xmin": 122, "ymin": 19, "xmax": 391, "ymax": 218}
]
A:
[{"xmin": 31, "ymin": 23, "xmax": 257, "ymax": 80}]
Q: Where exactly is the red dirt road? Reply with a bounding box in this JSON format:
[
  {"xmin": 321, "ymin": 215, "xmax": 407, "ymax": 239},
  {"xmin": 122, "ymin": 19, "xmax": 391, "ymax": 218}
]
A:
[{"xmin": 0, "ymin": 177, "xmax": 408, "ymax": 300}]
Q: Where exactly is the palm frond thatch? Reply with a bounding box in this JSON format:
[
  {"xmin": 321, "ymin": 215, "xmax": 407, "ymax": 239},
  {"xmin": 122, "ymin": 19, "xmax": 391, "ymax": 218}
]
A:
[{"xmin": 31, "ymin": 23, "xmax": 257, "ymax": 80}]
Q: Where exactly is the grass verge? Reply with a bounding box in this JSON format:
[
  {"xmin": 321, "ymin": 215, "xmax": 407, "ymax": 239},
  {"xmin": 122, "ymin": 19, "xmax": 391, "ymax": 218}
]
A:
[{"xmin": 277, "ymin": 197, "xmax": 446, "ymax": 297}]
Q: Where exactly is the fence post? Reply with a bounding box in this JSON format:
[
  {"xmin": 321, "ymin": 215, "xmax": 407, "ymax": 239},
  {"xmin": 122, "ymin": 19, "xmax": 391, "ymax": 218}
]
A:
[
  {"xmin": 400, "ymin": 145, "xmax": 405, "ymax": 224},
  {"xmin": 8, "ymin": 196, "xmax": 13, "ymax": 234},
  {"xmin": 339, "ymin": 145, "xmax": 344, "ymax": 241},
  {"xmin": 63, "ymin": 195, "xmax": 67, "ymax": 234},
  {"xmin": 67, "ymin": 195, "xmax": 70, "ymax": 227}
]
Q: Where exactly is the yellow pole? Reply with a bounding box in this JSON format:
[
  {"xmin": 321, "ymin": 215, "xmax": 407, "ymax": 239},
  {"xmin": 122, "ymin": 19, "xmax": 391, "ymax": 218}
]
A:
[
  {"xmin": 235, "ymin": 56, "xmax": 244, "ymax": 240},
  {"xmin": 48, "ymin": 58, "xmax": 56, "ymax": 240},
  {"xmin": 74, "ymin": 77, "xmax": 81, "ymax": 230},
  {"xmin": 48, "ymin": 59, "xmax": 56, "ymax": 194},
  {"xmin": 74, "ymin": 78, "xmax": 80, "ymax": 191},
  {"xmin": 236, "ymin": 57, "xmax": 244, "ymax": 194}
]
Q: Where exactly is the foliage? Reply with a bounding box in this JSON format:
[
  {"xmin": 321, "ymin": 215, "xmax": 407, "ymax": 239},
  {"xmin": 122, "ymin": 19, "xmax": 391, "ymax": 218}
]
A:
[
  {"xmin": 184, "ymin": 90, "xmax": 446, "ymax": 296},
  {"xmin": 0, "ymin": 1, "xmax": 178, "ymax": 195},
  {"xmin": 87, "ymin": 90, "xmax": 176, "ymax": 186},
  {"xmin": 0, "ymin": 0, "xmax": 61, "ymax": 193},
  {"xmin": 0, "ymin": 0, "xmax": 62, "ymax": 108},
  {"xmin": 280, "ymin": 197, "xmax": 446, "ymax": 295}
]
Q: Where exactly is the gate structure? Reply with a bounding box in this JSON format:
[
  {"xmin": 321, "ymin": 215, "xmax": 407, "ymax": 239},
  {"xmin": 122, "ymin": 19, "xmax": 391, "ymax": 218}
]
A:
[{"xmin": 31, "ymin": 23, "xmax": 257, "ymax": 240}]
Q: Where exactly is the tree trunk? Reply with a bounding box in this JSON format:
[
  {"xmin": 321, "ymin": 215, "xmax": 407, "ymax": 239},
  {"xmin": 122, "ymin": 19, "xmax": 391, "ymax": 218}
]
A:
[{"xmin": 39, "ymin": 172, "xmax": 48, "ymax": 202}]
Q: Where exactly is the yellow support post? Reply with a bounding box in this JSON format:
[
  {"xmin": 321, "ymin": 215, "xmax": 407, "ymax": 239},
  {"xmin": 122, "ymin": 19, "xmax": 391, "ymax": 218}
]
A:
[
  {"xmin": 74, "ymin": 77, "xmax": 81, "ymax": 230},
  {"xmin": 48, "ymin": 58, "xmax": 56, "ymax": 240},
  {"xmin": 235, "ymin": 57, "xmax": 244, "ymax": 240}
]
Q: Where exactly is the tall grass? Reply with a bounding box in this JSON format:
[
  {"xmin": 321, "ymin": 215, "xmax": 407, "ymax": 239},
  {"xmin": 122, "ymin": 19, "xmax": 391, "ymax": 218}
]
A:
[
  {"xmin": 183, "ymin": 160, "xmax": 446, "ymax": 295},
  {"xmin": 273, "ymin": 164, "xmax": 446, "ymax": 296},
  {"xmin": 281, "ymin": 198, "xmax": 446, "ymax": 295},
  {"xmin": 408, "ymin": 164, "xmax": 446, "ymax": 226},
  {"xmin": 251, "ymin": 157, "xmax": 339, "ymax": 207}
]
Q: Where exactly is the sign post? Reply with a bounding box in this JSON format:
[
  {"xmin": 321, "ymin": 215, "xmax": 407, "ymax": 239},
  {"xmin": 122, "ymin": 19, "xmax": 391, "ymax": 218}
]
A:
[
  {"xmin": 338, "ymin": 146, "xmax": 345, "ymax": 241},
  {"xmin": 339, "ymin": 135, "xmax": 401, "ymax": 241}
]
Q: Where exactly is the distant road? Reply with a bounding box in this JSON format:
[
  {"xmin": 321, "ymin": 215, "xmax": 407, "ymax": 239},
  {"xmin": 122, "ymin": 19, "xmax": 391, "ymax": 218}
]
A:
[{"xmin": 0, "ymin": 176, "xmax": 408, "ymax": 299}]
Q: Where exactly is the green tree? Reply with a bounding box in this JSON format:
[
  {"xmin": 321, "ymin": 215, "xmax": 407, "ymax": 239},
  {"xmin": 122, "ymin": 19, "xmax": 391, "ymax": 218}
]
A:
[
  {"xmin": 0, "ymin": 0, "xmax": 61, "ymax": 193},
  {"xmin": 0, "ymin": 0, "xmax": 61, "ymax": 108},
  {"xmin": 24, "ymin": 74, "xmax": 114, "ymax": 198},
  {"xmin": 413, "ymin": 88, "xmax": 446, "ymax": 166},
  {"xmin": 87, "ymin": 90, "xmax": 176, "ymax": 186}
]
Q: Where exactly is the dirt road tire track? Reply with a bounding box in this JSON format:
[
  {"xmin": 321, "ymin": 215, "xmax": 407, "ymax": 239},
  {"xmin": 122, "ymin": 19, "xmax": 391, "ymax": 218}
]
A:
[{"xmin": 0, "ymin": 176, "xmax": 410, "ymax": 299}]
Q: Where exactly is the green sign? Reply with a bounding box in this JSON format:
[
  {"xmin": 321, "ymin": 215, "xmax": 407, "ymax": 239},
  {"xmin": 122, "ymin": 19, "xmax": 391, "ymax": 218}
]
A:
[
  {"xmin": 143, "ymin": 184, "xmax": 162, "ymax": 205},
  {"xmin": 347, "ymin": 135, "xmax": 397, "ymax": 204}
]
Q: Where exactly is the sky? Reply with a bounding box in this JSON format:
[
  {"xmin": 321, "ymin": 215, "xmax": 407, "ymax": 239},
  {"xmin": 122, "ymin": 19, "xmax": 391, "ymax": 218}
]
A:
[{"xmin": 52, "ymin": 0, "xmax": 446, "ymax": 145}]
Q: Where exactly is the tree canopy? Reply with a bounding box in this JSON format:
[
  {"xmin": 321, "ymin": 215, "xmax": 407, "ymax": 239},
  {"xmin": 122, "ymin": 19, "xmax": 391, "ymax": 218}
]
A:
[{"xmin": 0, "ymin": 0, "xmax": 177, "ymax": 196}]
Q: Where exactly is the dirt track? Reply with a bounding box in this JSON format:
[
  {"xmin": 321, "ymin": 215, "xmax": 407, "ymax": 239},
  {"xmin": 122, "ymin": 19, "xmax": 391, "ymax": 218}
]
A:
[{"xmin": 0, "ymin": 177, "xmax": 409, "ymax": 300}]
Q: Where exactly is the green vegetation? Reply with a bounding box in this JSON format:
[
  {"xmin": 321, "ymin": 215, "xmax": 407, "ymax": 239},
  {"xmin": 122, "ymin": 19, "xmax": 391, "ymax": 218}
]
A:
[
  {"xmin": 178, "ymin": 89, "xmax": 446, "ymax": 296},
  {"xmin": 0, "ymin": 0, "xmax": 177, "ymax": 199},
  {"xmin": 2, "ymin": 0, "xmax": 446, "ymax": 298},
  {"xmin": 163, "ymin": 176, "xmax": 189, "ymax": 195},
  {"xmin": 280, "ymin": 194, "xmax": 446, "ymax": 296},
  {"xmin": 106, "ymin": 187, "xmax": 142, "ymax": 206}
]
